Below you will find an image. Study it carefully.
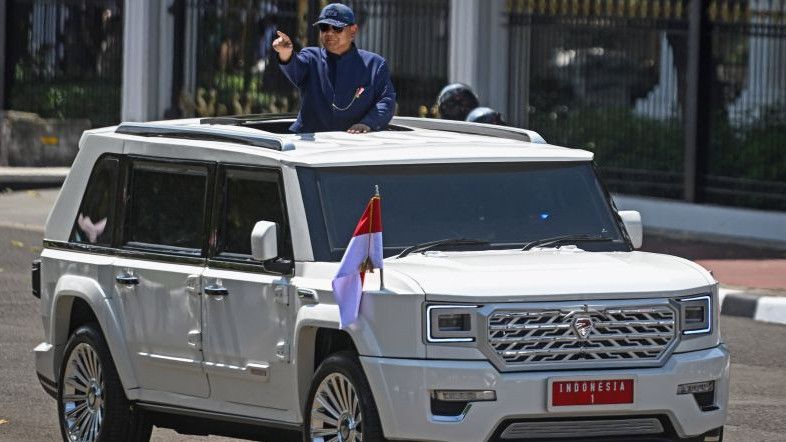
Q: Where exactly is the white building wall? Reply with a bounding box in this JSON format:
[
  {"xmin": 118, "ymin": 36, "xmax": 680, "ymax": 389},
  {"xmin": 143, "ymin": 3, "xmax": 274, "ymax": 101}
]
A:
[
  {"xmin": 727, "ymin": 0, "xmax": 786, "ymax": 123},
  {"xmin": 448, "ymin": 0, "xmax": 508, "ymax": 117},
  {"xmin": 122, "ymin": 0, "xmax": 173, "ymax": 122}
]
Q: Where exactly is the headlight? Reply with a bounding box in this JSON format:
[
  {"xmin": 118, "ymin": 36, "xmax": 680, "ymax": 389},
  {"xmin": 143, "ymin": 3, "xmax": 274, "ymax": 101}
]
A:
[
  {"xmin": 426, "ymin": 305, "xmax": 477, "ymax": 342},
  {"xmin": 679, "ymin": 295, "xmax": 712, "ymax": 335}
]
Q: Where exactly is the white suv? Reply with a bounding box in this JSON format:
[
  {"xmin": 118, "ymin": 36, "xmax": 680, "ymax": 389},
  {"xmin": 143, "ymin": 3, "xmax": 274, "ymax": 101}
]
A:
[{"xmin": 33, "ymin": 116, "xmax": 728, "ymax": 442}]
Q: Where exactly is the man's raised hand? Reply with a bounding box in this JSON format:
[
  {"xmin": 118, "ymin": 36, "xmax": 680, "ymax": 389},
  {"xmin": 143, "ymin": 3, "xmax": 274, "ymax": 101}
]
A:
[{"xmin": 272, "ymin": 31, "xmax": 294, "ymax": 62}]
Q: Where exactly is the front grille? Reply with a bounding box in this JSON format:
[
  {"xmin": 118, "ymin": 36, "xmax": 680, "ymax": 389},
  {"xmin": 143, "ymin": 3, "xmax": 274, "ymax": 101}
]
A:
[{"xmin": 486, "ymin": 303, "xmax": 677, "ymax": 369}]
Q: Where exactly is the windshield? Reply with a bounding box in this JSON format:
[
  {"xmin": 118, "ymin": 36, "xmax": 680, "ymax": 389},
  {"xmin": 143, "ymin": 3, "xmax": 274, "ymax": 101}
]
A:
[{"xmin": 298, "ymin": 162, "xmax": 629, "ymax": 261}]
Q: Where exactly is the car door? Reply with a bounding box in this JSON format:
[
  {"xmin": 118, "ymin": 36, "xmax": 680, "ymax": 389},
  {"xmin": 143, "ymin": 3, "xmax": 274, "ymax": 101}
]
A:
[
  {"xmin": 113, "ymin": 158, "xmax": 212, "ymax": 398},
  {"xmin": 201, "ymin": 165, "xmax": 296, "ymax": 411}
]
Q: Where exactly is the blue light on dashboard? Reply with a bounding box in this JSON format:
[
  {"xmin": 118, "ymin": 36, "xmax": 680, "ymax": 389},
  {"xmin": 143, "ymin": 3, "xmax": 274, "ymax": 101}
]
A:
[{"xmin": 540, "ymin": 213, "xmax": 550, "ymax": 220}]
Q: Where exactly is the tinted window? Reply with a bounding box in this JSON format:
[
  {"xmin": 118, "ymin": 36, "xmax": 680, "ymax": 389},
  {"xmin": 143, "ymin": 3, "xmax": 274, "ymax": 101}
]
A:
[
  {"xmin": 298, "ymin": 162, "xmax": 627, "ymax": 260},
  {"xmin": 219, "ymin": 168, "xmax": 291, "ymax": 258},
  {"xmin": 71, "ymin": 156, "xmax": 119, "ymax": 245},
  {"xmin": 126, "ymin": 162, "xmax": 208, "ymax": 251}
]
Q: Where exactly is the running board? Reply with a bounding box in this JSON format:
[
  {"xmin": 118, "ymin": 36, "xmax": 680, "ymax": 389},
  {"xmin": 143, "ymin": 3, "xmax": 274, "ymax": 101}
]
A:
[{"xmin": 135, "ymin": 402, "xmax": 301, "ymax": 432}]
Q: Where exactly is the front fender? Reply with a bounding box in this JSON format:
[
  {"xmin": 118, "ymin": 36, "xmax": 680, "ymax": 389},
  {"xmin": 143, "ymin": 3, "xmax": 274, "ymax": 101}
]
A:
[
  {"xmin": 293, "ymin": 303, "xmax": 351, "ymax": 420},
  {"xmin": 50, "ymin": 275, "xmax": 138, "ymax": 391},
  {"xmin": 293, "ymin": 290, "xmax": 425, "ymax": 420}
]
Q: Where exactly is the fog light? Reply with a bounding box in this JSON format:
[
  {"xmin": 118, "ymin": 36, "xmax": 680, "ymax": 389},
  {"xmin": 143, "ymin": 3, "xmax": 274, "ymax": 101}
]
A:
[
  {"xmin": 432, "ymin": 390, "xmax": 496, "ymax": 402},
  {"xmin": 677, "ymin": 380, "xmax": 715, "ymax": 395}
]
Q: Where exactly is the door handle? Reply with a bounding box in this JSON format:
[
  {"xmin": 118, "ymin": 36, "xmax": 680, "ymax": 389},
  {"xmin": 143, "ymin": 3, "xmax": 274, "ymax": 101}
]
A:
[
  {"xmin": 204, "ymin": 286, "xmax": 229, "ymax": 297},
  {"xmin": 115, "ymin": 274, "xmax": 139, "ymax": 286},
  {"xmin": 297, "ymin": 288, "xmax": 319, "ymax": 302}
]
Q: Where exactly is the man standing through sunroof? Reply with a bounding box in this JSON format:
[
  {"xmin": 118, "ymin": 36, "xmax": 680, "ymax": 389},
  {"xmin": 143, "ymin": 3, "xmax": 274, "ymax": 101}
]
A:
[{"xmin": 273, "ymin": 3, "xmax": 396, "ymax": 134}]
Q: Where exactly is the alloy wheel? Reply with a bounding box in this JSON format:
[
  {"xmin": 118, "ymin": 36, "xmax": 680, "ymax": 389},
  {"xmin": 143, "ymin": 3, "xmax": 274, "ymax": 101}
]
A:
[
  {"xmin": 61, "ymin": 343, "xmax": 105, "ymax": 442},
  {"xmin": 309, "ymin": 372, "xmax": 363, "ymax": 442}
]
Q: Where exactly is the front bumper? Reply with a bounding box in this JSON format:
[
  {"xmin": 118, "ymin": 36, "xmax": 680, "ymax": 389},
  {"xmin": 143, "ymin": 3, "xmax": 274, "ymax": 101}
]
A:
[{"xmin": 361, "ymin": 344, "xmax": 729, "ymax": 442}]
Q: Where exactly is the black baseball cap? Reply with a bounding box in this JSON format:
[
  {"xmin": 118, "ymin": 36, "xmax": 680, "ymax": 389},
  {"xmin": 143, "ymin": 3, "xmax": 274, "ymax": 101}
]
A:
[{"xmin": 313, "ymin": 3, "xmax": 355, "ymax": 28}]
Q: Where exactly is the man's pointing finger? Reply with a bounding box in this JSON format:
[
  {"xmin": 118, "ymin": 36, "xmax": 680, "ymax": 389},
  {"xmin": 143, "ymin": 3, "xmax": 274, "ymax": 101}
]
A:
[{"xmin": 275, "ymin": 31, "xmax": 293, "ymax": 47}]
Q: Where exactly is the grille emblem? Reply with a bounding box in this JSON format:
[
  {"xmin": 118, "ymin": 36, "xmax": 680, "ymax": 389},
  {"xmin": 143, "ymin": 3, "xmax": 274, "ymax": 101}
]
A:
[{"xmin": 572, "ymin": 317, "xmax": 594, "ymax": 339}]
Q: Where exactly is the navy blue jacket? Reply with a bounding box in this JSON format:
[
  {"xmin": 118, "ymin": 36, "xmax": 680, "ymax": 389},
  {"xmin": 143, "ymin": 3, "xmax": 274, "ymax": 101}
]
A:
[{"xmin": 279, "ymin": 45, "xmax": 396, "ymax": 133}]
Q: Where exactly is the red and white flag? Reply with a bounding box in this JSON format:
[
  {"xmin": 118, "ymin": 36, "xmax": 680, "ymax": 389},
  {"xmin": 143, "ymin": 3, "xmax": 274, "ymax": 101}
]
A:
[{"xmin": 332, "ymin": 193, "xmax": 383, "ymax": 328}]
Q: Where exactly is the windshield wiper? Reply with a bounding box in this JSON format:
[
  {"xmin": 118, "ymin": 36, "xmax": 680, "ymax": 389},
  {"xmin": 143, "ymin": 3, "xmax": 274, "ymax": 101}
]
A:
[
  {"xmin": 397, "ymin": 238, "xmax": 490, "ymax": 259},
  {"xmin": 521, "ymin": 234, "xmax": 614, "ymax": 251}
]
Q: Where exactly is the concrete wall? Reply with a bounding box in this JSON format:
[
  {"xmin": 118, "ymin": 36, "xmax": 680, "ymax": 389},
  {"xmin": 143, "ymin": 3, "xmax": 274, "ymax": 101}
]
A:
[
  {"xmin": 0, "ymin": 111, "xmax": 89, "ymax": 167},
  {"xmin": 614, "ymin": 194, "xmax": 786, "ymax": 249}
]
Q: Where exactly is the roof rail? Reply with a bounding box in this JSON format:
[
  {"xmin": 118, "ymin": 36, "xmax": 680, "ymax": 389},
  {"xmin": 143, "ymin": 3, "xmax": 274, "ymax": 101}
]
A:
[
  {"xmin": 115, "ymin": 123, "xmax": 295, "ymax": 151},
  {"xmin": 390, "ymin": 117, "xmax": 546, "ymax": 144}
]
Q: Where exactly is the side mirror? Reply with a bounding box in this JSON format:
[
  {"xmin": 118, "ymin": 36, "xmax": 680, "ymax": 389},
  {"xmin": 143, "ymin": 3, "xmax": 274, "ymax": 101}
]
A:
[
  {"xmin": 251, "ymin": 221, "xmax": 278, "ymax": 261},
  {"xmin": 618, "ymin": 210, "xmax": 643, "ymax": 249}
]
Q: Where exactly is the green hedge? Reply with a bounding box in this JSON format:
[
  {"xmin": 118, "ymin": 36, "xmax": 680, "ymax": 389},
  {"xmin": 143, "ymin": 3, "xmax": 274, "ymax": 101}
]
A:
[
  {"xmin": 528, "ymin": 106, "xmax": 786, "ymax": 209},
  {"xmin": 8, "ymin": 80, "xmax": 121, "ymax": 128},
  {"xmin": 531, "ymin": 106, "xmax": 785, "ymax": 179}
]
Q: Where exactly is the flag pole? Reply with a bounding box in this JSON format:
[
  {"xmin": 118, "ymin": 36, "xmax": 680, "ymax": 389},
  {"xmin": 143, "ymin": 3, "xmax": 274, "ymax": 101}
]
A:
[{"xmin": 375, "ymin": 184, "xmax": 385, "ymax": 291}]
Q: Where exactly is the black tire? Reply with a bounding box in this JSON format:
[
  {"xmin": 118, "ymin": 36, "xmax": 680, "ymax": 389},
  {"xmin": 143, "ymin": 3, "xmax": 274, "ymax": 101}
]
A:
[
  {"xmin": 57, "ymin": 323, "xmax": 152, "ymax": 442},
  {"xmin": 303, "ymin": 351, "xmax": 385, "ymax": 442}
]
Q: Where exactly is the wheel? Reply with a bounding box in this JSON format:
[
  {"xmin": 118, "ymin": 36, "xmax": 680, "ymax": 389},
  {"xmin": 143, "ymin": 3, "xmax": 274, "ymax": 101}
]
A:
[
  {"xmin": 304, "ymin": 351, "xmax": 385, "ymax": 442},
  {"xmin": 57, "ymin": 323, "xmax": 151, "ymax": 442}
]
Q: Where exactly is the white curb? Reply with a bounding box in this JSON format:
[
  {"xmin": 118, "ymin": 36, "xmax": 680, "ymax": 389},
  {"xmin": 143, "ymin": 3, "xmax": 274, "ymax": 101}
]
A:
[
  {"xmin": 719, "ymin": 287, "xmax": 786, "ymax": 326},
  {"xmin": 753, "ymin": 296, "xmax": 786, "ymax": 326}
]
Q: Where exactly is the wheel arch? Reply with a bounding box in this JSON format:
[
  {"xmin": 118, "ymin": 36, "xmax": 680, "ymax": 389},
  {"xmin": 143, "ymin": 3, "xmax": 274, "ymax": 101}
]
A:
[
  {"xmin": 294, "ymin": 319, "xmax": 372, "ymax": 420},
  {"xmin": 293, "ymin": 302, "xmax": 395, "ymax": 424},
  {"xmin": 50, "ymin": 275, "xmax": 138, "ymax": 391}
]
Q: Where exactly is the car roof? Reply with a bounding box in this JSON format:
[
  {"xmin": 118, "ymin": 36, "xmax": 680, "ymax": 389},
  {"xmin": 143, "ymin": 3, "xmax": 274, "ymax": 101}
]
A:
[{"xmin": 86, "ymin": 116, "xmax": 593, "ymax": 167}]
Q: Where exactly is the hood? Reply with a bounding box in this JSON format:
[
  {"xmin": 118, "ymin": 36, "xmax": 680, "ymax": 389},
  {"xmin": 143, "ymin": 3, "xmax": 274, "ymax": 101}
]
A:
[{"xmin": 385, "ymin": 248, "xmax": 715, "ymax": 302}]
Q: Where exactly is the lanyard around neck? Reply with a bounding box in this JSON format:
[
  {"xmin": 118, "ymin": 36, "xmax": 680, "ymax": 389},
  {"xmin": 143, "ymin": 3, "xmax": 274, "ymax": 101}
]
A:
[{"xmin": 332, "ymin": 87, "xmax": 366, "ymax": 111}]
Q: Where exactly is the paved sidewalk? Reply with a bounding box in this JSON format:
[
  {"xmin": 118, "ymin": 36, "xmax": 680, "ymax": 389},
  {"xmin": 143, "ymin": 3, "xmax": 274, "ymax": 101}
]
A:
[{"xmin": 696, "ymin": 259, "xmax": 786, "ymax": 292}]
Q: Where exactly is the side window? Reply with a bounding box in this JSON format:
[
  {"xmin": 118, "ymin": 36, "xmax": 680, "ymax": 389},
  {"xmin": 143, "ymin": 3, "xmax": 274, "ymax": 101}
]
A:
[
  {"xmin": 71, "ymin": 156, "xmax": 119, "ymax": 245},
  {"xmin": 125, "ymin": 161, "xmax": 209, "ymax": 252},
  {"xmin": 218, "ymin": 168, "xmax": 292, "ymax": 259}
]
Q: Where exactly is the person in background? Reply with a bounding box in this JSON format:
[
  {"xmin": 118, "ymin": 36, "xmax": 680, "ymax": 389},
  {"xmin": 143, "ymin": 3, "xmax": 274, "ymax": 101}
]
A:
[
  {"xmin": 273, "ymin": 3, "xmax": 396, "ymax": 134},
  {"xmin": 436, "ymin": 83, "xmax": 479, "ymax": 121},
  {"xmin": 466, "ymin": 106, "xmax": 506, "ymax": 125}
]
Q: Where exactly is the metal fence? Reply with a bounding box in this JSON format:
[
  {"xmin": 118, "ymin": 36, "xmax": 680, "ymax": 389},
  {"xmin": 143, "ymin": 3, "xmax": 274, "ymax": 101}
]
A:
[
  {"xmin": 508, "ymin": 0, "xmax": 786, "ymax": 211},
  {"xmin": 4, "ymin": 0, "xmax": 123, "ymax": 128},
  {"xmin": 348, "ymin": 0, "xmax": 450, "ymax": 116},
  {"xmin": 177, "ymin": 0, "xmax": 449, "ymax": 119},
  {"xmin": 708, "ymin": 0, "xmax": 786, "ymax": 209}
]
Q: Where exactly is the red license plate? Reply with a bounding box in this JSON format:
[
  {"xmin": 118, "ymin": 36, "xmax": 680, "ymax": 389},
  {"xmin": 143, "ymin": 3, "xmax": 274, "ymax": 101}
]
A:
[{"xmin": 551, "ymin": 379, "xmax": 634, "ymax": 406}]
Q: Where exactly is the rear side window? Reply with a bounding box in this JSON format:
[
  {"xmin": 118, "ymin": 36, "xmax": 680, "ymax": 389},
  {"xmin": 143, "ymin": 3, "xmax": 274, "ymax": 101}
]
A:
[
  {"xmin": 71, "ymin": 156, "xmax": 119, "ymax": 245},
  {"xmin": 125, "ymin": 161, "xmax": 209, "ymax": 252},
  {"xmin": 218, "ymin": 167, "xmax": 292, "ymax": 259}
]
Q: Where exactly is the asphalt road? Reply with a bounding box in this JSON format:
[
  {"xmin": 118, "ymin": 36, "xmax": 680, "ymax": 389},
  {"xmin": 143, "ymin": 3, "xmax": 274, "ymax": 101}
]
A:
[{"xmin": 1, "ymin": 226, "xmax": 785, "ymax": 441}]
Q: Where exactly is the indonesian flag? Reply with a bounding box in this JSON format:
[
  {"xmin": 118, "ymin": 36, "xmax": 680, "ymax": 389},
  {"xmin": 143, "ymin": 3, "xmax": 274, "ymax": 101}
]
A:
[{"xmin": 332, "ymin": 194, "xmax": 383, "ymax": 328}]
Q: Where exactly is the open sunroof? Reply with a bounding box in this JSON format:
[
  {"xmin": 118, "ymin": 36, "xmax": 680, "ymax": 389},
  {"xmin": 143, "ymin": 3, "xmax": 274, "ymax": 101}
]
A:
[{"xmin": 200, "ymin": 113, "xmax": 413, "ymax": 133}]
